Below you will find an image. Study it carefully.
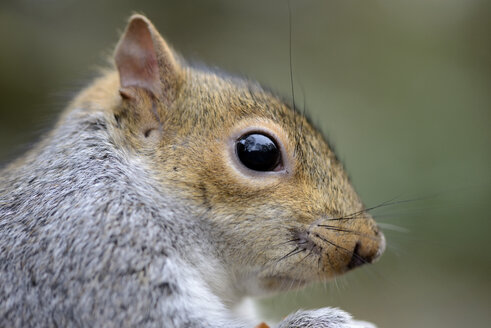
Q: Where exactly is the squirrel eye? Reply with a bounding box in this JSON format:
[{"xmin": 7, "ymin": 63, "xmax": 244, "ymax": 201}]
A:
[{"xmin": 236, "ymin": 133, "xmax": 281, "ymax": 171}]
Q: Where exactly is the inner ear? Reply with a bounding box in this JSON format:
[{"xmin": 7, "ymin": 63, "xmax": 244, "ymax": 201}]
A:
[
  {"xmin": 115, "ymin": 16, "xmax": 160, "ymax": 95},
  {"xmin": 114, "ymin": 14, "xmax": 181, "ymax": 101}
]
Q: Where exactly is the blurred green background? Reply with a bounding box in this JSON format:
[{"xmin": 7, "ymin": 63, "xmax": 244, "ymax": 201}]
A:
[{"xmin": 0, "ymin": 0, "xmax": 489, "ymax": 327}]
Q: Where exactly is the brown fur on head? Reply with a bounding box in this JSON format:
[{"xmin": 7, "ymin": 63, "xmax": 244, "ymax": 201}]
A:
[{"xmin": 74, "ymin": 14, "xmax": 385, "ymax": 295}]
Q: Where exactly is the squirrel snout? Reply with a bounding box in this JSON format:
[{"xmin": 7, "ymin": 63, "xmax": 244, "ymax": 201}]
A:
[
  {"xmin": 302, "ymin": 220, "xmax": 385, "ymax": 276},
  {"xmin": 347, "ymin": 231, "xmax": 385, "ymax": 270}
]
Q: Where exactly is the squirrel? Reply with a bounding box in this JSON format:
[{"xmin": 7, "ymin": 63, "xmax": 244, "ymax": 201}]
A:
[{"xmin": 0, "ymin": 15, "xmax": 385, "ymax": 328}]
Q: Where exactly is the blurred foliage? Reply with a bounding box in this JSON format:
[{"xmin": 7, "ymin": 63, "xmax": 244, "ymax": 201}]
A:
[{"xmin": 0, "ymin": 0, "xmax": 490, "ymax": 327}]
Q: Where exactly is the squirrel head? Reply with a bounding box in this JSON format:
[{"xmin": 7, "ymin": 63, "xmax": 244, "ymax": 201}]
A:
[{"xmin": 110, "ymin": 14, "xmax": 385, "ymax": 295}]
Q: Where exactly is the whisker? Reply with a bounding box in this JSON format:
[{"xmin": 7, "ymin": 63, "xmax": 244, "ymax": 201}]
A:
[
  {"xmin": 275, "ymin": 247, "xmax": 303, "ymax": 264},
  {"xmin": 317, "ymin": 224, "xmax": 380, "ymax": 241},
  {"xmin": 287, "ymin": 0, "xmax": 297, "ymax": 133},
  {"xmin": 271, "ymin": 238, "xmax": 301, "ymax": 248},
  {"xmin": 377, "ymin": 222, "xmax": 410, "ymax": 233},
  {"xmin": 329, "ymin": 195, "xmax": 430, "ymax": 221},
  {"xmin": 296, "ymin": 250, "xmax": 312, "ymax": 265},
  {"xmin": 328, "ymin": 216, "xmax": 369, "ymax": 222}
]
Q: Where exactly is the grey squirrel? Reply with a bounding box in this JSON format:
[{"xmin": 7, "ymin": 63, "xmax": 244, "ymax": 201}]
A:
[{"xmin": 0, "ymin": 15, "xmax": 385, "ymax": 327}]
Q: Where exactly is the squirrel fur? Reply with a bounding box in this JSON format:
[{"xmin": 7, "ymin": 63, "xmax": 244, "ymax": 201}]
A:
[{"xmin": 0, "ymin": 15, "xmax": 385, "ymax": 327}]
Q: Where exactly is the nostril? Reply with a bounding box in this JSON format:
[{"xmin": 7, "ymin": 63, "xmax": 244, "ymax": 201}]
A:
[
  {"xmin": 347, "ymin": 242, "xmax": 368, "ymax": 270},
  {"xmin": 348, "ymin": 240, "xmax": 382, "ymax": 270}
]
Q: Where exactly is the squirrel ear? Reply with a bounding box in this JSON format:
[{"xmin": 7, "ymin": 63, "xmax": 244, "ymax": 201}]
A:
[{"xmin": 114, "ymin": 14, "xmax": 180, "ymax": 100}]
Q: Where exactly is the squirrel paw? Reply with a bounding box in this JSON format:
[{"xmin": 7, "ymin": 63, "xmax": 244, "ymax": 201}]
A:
[{"xmin": 275, "ymin": 308, "xmax": 377, "ymax": 328}]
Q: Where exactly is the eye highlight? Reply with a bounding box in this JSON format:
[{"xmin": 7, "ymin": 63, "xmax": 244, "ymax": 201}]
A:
[{"xmin": 236, "ymin": 133, "xmax": 281, "ymax": 172}]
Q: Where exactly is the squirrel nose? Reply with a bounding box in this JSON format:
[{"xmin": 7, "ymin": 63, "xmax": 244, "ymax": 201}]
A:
[{"xmin": 347, "ymin": 232, "xmax": 385, "ymax": 270}]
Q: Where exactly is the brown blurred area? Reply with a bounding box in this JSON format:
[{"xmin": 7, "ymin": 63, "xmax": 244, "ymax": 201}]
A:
[{"xmin": 0, "ymin": 0, "xmax": 490, "ymax": 327}]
